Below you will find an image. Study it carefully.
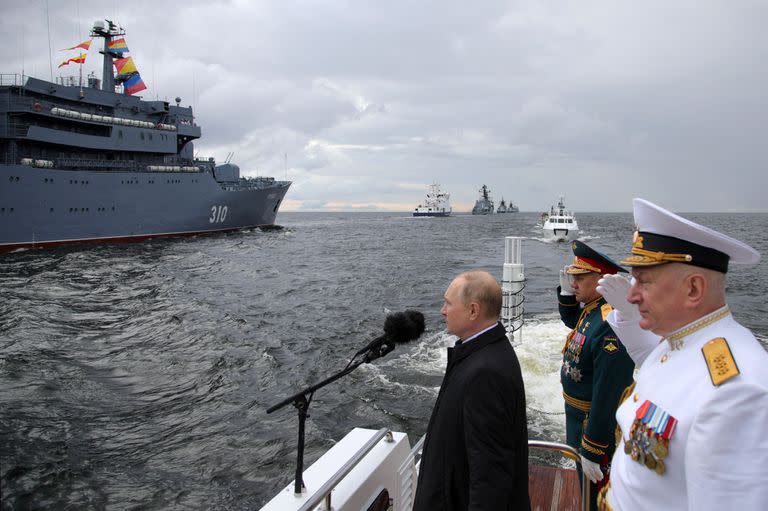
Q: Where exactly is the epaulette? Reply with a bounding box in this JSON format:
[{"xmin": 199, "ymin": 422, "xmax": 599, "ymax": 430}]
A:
[
  {"xmin": 702, "ymin": 338, "xmax": 740, "ymax": 386},
  {"xmin": 601, "ymin": 303, "xmax": 613, "ymax": 321}
]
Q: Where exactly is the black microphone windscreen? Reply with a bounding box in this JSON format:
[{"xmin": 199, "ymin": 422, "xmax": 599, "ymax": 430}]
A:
[
  {"xmin": 383, "ymin": 310, "xmax": 425, "ymax": 344},
  {"xmin": 404, "ymin": 310, "xmax": 425, "ymax": 338}
]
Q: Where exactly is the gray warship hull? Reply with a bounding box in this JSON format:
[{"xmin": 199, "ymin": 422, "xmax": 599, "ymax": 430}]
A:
[
  {"xmin": 0, "ymin": 20, "xmax": 291, "ymax": 253},
  {"xmin": 0, "ymin": 164, "xmax": 289, "ymax": 252}
]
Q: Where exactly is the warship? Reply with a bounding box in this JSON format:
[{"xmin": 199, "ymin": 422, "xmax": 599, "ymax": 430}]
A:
[
  {"xmin": 471, "ymin": 184, "xmax": 494, "ymax": 215},
  {"xmin": 0, "ymin": 20, "xmax": 290, "ymax": 253}
]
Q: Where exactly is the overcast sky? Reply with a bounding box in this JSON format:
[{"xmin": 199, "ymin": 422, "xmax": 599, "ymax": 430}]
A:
[{"xmin": 2, "ymin": 1, "xmax": 766, "ymax": 212}]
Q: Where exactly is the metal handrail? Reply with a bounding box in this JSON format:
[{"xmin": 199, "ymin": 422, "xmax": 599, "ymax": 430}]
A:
[
  {"xmin": 528, "ymin": 440, "xmax": 589, "ymax": 511},
  {"xmin": 297, "ymin": 428, "xmax": 392, "ymax": 511},
  {"xmin": 408, "ymin": 434, "xmax": 426, "ymax": 461}
]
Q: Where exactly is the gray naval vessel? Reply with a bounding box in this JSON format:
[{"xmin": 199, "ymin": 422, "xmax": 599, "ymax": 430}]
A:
[
  {"xmin": 471, "ymin": 184, "xmax": 494, "ymax": 215},
  {"xmin": 0, "ymin": 20, "xmax": 290, "ymax": 253}
]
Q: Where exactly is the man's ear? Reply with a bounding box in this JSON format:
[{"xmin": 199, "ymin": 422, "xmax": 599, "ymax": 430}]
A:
[
  {"xmin": 685, "ymin": 272, "xmax": 707, "ymax": 307},
  {"xmin": 469, "ymin": 302, "xmax": 481, "ymax": 320}
]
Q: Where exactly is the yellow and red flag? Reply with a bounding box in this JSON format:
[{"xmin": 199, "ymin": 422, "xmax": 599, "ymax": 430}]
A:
[
  {"xmin": 62, "ymin": 40, "xmax": 92, "ymax": 51},
  {"xmin": 58, "ymin": 53, "xmax": 87, "ymax": 68},
  {"xmin": 114, "ymin": 56, "xmax": 138, "ymax": 75}
]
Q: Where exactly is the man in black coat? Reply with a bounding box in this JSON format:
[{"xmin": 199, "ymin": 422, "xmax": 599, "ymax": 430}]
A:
[{"xmin": 413, "ymin": 271, "xmax": 530, "ymax": 511}]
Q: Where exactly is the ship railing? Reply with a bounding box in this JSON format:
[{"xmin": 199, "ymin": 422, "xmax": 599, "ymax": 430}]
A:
[
  {"xmin": 0, "ymin": 123, "xmax": 28, "ymax": 137},
  {"xmin": 56, "ymin": 158, "xmax": 137, "ymax": 170},
  {"xmin": 529, "ymin": 440, "xmax": 589, "ymax": 511},
  {"xmin": 396, "ymin": 437, "xmax": 588, "ymax": 511},
  {"xmin": 295, "ymin": 428, "xmax": 393, "ymax": 511},
  {"xmin": 396, "ymin": 433, "xmax": 425, "ymax": 510},
  {"xmin": 0, "ymin": 74, "xmax": 27, "ymax": 87}
]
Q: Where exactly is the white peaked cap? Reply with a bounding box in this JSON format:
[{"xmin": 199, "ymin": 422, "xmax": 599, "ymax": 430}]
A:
[{"xmin": 632, "ymin": 198, "xmax": 760, "ymax": 266}]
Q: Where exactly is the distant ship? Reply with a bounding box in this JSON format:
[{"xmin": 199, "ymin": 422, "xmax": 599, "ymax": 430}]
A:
[
  {"xmin": 413, "ymin": 183, "xmax": 451, "ymax": 217},
  {"xmin": 471, "ymin": 184, "xmax": 494, "ymax": 215},
  {"xmin": 497, "ymin": 197, "xmax": 519, "ymax": 213},
  {"xmin": 0, "ymin": 19, "xmax": 290, "ymax": 253},
  {"xmin": 541, "ymin": 196, "xmax": 579, "ymax": 241}
]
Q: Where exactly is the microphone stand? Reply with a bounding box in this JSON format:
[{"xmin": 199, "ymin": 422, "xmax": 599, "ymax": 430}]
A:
[{"xmin": 266, "ymin": 345, "xmax": 391, "ymax": 495}]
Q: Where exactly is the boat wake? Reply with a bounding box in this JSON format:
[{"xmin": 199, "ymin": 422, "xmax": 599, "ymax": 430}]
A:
[{"xmin": 356, "ymin": 316, "xmax": 570, "ymax": 439}]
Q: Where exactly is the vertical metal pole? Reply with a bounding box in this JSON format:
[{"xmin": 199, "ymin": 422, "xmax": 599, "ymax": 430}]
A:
[
  {"xmin": 502, "ymin": 236, "xmax": 525, "ymax": 345},
  {"xmin": 294, "ymin": 396, "xmax": 308, "ymax": 495}
]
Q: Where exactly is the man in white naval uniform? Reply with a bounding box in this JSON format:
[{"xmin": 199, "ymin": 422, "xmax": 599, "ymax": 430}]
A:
[{"xmin": 595, "ymin": 198, "xmax": 768, "ymax": 511}]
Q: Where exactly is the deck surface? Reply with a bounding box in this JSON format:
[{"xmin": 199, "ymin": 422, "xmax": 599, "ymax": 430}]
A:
[{"xmin": 529, "ymin": 465, "xmax": 581, "ymax": 511}]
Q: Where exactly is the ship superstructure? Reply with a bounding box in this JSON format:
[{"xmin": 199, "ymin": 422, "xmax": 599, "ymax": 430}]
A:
[
  {"xmin": 413, "ymin": 183, "xmax": 451, "ymax": 217},
  {"xmin": 0, "ymin": 20, "xmax": 290, "ymax": 252}
]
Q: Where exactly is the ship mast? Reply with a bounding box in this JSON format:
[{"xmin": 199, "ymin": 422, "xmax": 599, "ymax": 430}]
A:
[{"xmin": 90, "ymin": 19, "xmax": 124, "ymax": 93}]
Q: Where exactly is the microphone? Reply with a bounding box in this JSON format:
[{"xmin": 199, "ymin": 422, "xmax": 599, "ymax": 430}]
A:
[{"xmin": 354, "ymin": 310, "xmax": 425, "ymax": 362}]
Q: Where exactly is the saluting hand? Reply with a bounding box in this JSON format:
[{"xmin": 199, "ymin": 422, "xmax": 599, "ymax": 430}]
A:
[
  {"xmin": 559, "ymin": 266, "xmax": 574, "ymax": 296},
  {"xmin": 597, "ymin": 274, "xmax": 639, "ymax": 322}
]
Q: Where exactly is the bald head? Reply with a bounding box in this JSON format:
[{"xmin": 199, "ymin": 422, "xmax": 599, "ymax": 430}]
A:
[{"xmin": 456, "ymin": 271, "xmax": 503, "ymax": 320}]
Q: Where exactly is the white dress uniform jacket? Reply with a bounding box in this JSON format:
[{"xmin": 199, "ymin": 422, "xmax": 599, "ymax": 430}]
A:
[{"xmin": 606, "ymin": 306, "xmax": 768, "ymax": 511}]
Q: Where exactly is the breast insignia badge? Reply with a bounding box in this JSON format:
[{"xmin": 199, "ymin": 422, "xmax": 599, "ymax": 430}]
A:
[{"xmin": 603, "ymin": 336, "xmax": 619, "ymax": 354}]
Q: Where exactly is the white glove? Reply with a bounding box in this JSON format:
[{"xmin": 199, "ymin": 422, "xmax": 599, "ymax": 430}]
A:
[
  {"xmin": 581, "ymin": 455, "xmax": 604, "ymax": 483},
  {"xmin": 559, "ymin": 266, "xmax": 574, "ymax": 296},
  {"xmin": 596, "ymin": 273, "xmax": 639, "ymax": 322}
]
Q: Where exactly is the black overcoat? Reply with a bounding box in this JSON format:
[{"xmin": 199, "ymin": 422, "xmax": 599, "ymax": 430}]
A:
[{"xmin": 413, "ymin": 322, "xmax": 530, "ymax": 511}]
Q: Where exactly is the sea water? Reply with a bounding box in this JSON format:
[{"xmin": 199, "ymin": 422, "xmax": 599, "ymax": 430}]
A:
[{"xmin": 1, "ymin": 211, "xmax": 766, "ymax": 509}]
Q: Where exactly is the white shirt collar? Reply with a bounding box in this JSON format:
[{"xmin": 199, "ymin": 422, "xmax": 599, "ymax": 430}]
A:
[{"xmin": 460, "ymin": 322, "xmax": 498, "ymax": 344}]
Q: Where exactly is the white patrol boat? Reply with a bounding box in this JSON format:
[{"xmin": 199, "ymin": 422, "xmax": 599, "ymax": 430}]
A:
[
  {"xmin": 260, "ymin": 238, "xmax": 589, "ymax": 511},
  {"xmin": 413, "ymin": 183, "xmax": 451, "ymax": 217},
  {"xmin": 542, "ymin": 196, "xmax": 579, "ymax": 242}
]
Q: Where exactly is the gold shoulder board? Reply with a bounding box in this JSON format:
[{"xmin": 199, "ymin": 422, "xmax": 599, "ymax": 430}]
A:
[
  {"xmin": 601, "ymin": 303, "xmax": 613, "ymax": 321},
  {"xmin": 702, "ymin": 338, "xmax": 740, "ymax": 386}
]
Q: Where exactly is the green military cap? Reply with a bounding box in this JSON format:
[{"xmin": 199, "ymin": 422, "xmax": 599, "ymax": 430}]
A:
[{"xmin": 566, "ymin": 240, "xmax": 628, "ymax": 275}]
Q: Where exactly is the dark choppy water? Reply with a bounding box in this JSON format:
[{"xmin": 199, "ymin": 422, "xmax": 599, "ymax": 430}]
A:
[{"xmin": 2, "ymin": 212, "xmax": 766, "ymax": 509}]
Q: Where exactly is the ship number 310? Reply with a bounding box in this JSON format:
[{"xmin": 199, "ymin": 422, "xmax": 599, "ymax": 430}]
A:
[{"xmin": 209, "ymin": 205, "xmax": 228, "ymax": 223}]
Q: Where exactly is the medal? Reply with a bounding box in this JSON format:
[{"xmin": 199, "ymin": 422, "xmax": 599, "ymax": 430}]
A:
[{"xmin": 632, "ymin": 400, "xmax": 677, "ymax": 474}]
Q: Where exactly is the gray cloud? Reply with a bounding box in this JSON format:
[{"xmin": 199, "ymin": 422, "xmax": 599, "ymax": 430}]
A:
[{"xmin": 3, "ymin": 0, "xmax": 766, "ymax": 211}]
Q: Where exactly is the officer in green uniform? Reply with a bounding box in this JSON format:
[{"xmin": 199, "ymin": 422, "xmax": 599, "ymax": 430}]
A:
[{"xmin": 557, "ymin": 240, "xmax": 635, "ymax": 510}]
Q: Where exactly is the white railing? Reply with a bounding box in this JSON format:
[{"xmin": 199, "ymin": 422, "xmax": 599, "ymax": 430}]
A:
[
  {"xmin": 395, "ymin": 434, "xmax": 425, "ymax": 511},
  {"xmin": 296, "ymin": 428, "xmax": 393, "ymax": 511}
]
